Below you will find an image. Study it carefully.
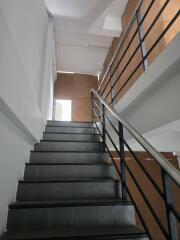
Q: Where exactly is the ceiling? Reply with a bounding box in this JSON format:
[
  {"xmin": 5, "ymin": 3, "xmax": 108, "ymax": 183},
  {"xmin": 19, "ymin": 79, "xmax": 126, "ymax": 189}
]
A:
[{"xmin": 45, "ymin": 0, "xmax": 128, "ymax": 75}]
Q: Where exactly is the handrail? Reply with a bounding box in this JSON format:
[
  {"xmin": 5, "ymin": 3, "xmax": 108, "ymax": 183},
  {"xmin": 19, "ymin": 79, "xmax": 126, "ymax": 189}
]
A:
[
  {"xmin": 98, "ymin": 0, "xmax": 144, "ymax": 91},
  {"xmin": 98, "ymin": 0, "xmax": 179, "ymax": 107},
  {"xmin": 91, "ymin": 88, "xmax": 180, "ymax": 186}
]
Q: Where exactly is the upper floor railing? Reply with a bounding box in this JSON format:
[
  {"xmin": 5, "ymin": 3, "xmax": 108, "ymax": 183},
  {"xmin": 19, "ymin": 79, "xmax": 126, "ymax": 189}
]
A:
[
  {"xmin": 91, "ymin": 88, "xmax": 180, "ymax": 240},
  {"xmin": 98, "ymin": 0, "xmax": 180, "ymax": 106}
]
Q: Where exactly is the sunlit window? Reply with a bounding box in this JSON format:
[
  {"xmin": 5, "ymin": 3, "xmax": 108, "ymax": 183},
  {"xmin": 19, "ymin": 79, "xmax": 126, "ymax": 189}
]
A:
[{"xmin": 55, "ymin": 100, "xmax": 71, "ymax": 121}]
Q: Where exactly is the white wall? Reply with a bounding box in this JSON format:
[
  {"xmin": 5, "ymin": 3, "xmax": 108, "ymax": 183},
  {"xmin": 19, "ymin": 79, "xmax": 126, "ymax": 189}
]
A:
[
  {"xmin": 0, "ymin": 0, "xmax": 49, "ymax": 108},
  {"xmin": 40, "ymin": 18, "xmax": 56, "ymax": 120},
  {"xmin": 0, "ymin": 0, "xmax": 56, "ymax": 234},
  {"xmin": 0, "ymin": 109, "xmax": 33, "ymax": 234},
  {"xmin": 106, "ymin": 34, "xmax": 180, "ymax": 152}
]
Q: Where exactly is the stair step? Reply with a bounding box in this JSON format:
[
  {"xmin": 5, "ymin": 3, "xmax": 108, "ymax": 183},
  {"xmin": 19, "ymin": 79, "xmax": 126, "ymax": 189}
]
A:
[
  {"xmin": 43, "ymin": 133, "xmax": 101, "ymax": 142},
  {"xmin": 10, "ymin": 199, "xmax": 132, "ymax": 209},
  {"xmin": 17, "ymin": 180, "xmax": 121, "ymax": 201},
  {"xmin": 1, "ymin": 226, "xmax": 148, "ymax": 239},
  {"xmin": 7, "ymin": 205, "xmax": 135, "ymax": 230},
  {"xmin": 34, "ymin": 141, "xmax": 104, "ymax": 152},
  {"xmin": 30, "ymin": 152, "xmax": 109, "ymax": 164},
  {"xmin": 24, "ymin": 164, "xmax": 115, "ymax": 180},
  {"xmin": 47, "ymin": 121, "xmax": 95, "ymax": 128},
  {"xmin": 45, "ymin": 126, "xmax": 98, "ymax": 134}
]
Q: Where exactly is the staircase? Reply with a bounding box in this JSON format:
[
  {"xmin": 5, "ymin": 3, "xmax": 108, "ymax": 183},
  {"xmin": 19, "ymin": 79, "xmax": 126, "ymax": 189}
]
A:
[{"xmin": 1, "ymin": 120, "xmax": 148, "ymax": 239}]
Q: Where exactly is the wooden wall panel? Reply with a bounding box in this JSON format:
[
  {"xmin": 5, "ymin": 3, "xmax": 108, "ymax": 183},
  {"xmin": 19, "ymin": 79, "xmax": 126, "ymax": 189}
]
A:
[
  {"xmin": 141, "ymin": 0, "xmax": 166, "ymax": 65},
  {"xmin": 54, "ymin": 73, "xmax": 98, "ymax": 122},
  {"xmin": 100, "ymin": 0, "xmax": 179, "ymax": 103},
  {"xmin": 112, "ymin": 151, "xmax": 180, "ymax": 240},
  {"xmin": 160, "ymin": 0, "xmax": 180, "ymax": 45}
]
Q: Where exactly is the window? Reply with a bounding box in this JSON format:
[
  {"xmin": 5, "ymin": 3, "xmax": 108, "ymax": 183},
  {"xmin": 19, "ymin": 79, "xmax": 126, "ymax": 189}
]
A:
[{"xmin": 55, "ymin": 100, "xmax": 71, "ymax": 121}]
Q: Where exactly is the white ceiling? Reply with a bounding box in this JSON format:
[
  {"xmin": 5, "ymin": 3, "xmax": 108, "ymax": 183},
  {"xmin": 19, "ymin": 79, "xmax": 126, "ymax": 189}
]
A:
[{"xmin": 45, "ymin": 0, "xmax": 128, "ymax": 75}]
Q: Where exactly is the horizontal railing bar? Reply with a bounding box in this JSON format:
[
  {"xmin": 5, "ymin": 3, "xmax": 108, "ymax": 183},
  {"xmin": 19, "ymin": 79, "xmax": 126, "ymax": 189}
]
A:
[
  {"xmin": 92, "ymin": 101, "xmax": 102, "ymax": 115},
  {"xmin": 104, "ymin": 113, "xmax": 119, "ymax": 136},
  {"xmin": 145, "ymin": 9, "xmax": 179, "ymax": 62},
  {"xmin": 94, "ymin": 98, "xmax": 165, "ymax": 199},
  {"xmin": 101, "ymin": 0, "xmax": 156, "ymax": 95},
  {"xmin": 110, "ymin": 58, "xmax": 142, "ymax": 103},
  {"xmin": 105, "ymin": 128, "xmax": 120, "ymax": 155},
  {"xmin": 92, "ymin": 117, "xmax": 102, "ymax": 136},
  {"xmin": 123, "ymin": 140, "xmax": 165, "ymax": 199},
  {"xmin": 104, "ymin": 2, "xmax": 172, "ymax": 102},
  {"xmin": 170, "ymin": 205, "xmax": 180, "ymax": 222},
  {"xmin": 92, "ymin": 92, "xmax": 172, "ymax": 240},
  {"xmin": 93, "ymin": 100, "xmax": 103, "ymax": 113},
  {"xmin": 142, "ymin": 0, "xmax": 170, "ymax": 42},
  {"xmin": 104, "ymin": 146, "xmax": 121, "ymax": 177},
  {"xmin": 91, "ymin": 89, "xmax": 180, "ymax": 186},
  {"xmin": 93, "ymin": 102, "xmax": 154, "ymax": 240},
  {"xmin": 101, "ymin": 27, "xmax": 139, "ymax": 95},
  {"xmin": 124, "ymin": 160, "xmax": 168, "ymax": 238},
  {"xmin": 93, "ymin": 108, "xmax": 120, "ymax": 157},
  {"xmin": 98, "ymin": 0, "xmax": 144, "ymax": 91},
  {"xmin": 139, "ymin": 0, "xmax": 155, "ymax": 26},
  {"xmin": 92, "ymin": 116, "xmax": 121, "ymax": 176},
  {"xmin": 110, "ymin": 10, "xmax": 180, "ymax": 104},
  {"xmin": 104, "ymin": 41, "xmax": 141, "ymax": 101},
  {"xmin": 111, "ymin": 29, "xmax": 138, "ymax": 79},
  {"xmin": 92, "ymin": 109, "xmax": 102, "ymax": 123},
  {"xmin": 106, "ymin": 0, "xmax": 172, "ymax": 101},
  {"xmin": 99, "ymin": 0, "xmax": 170, "ymax": 92},
  {"xmin": 109, "ymin": 0, "xmax": 155, "ymax": 85},
  {"xmin": 123, "ymin": 181, "xmax": 153, "ymax": 240},
  {"xmin": 101, "ymin": 75, "xmax": 111, "ymax": 97}
]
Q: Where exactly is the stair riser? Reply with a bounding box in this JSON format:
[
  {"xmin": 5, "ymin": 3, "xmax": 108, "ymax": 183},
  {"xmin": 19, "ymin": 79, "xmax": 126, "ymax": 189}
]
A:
[
  {"xmin": 30, "ymin": 152, "xmax": 109, "ymax": 164},
  {"xmin": 7, "ymin": 205, "xmax": 135, "ymax": 230},
  {"xmin": 24, "ymin": 165, "xmax": 115, "ymax": 180},
  {"xmin": 17, "ymin": 182, "xmax": 121, "ymax": 201},
  {"xmin": 43, "ymin": 133, "xmax": 101, "ymax": 142},
  {"xmin": 45, "ymin": 126, "xmax": 98, "ymax": 134},
  {"xmin": 34, "ymin": 142, "xmax": 104, "ymax": 152},
  {"xmin": 47, "ymin": 121, "xmax": 95, "ymax": 128}
]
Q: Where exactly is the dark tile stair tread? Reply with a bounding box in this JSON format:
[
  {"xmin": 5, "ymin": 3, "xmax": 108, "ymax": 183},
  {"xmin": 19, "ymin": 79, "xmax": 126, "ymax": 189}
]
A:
[
  {"xmin": 40, "ymin": 140, "xmax": 102, "ymax": 143},
  {"xmin": 43, "ymin": 132, "xmax": 100, "ymax": 136},
  {"xmin": 19, "ymin": 179, "xmax": 118, "ymax": 184},
  {"xmin": 2, "ymin": 226, "xmax": 147, "ymax": 239},
  {"xmin": 39, "ymin": 140, "xmax": 102, "ymax": 143},
  {"xmin": 46, "ymin": 125, "xmax": 97, "ymax": 129},
  {"xmin": 10, "ymin": 199, "xmax": 132, "ymax": 209},
  {"xmin": 41, "ymin": 139, "xmax": 103, "ymax": 144},
  {"xmin": 48, "ymin": 120, "xmax": 94, "ymax": 123},
  {"xmin": 32, "ymin": 151, "xmax": 106, "ymax": 153},
  {"xmin": 26, "ymin": 163, "xmax": 111, "ymax": 166}
]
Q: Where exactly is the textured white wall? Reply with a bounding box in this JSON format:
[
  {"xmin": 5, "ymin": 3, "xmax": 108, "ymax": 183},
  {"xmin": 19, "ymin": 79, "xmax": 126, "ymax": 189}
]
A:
[
  {"xmin": 0, "ymin": 110, "xmax": 33, "ymax": 233},
  {"xmin": 0, "ymin": 0, "xmax": 55, "ymax": 233},
  {"xmin": 0, "ymin": 0, "xmax": 49, "ymax": 108}
]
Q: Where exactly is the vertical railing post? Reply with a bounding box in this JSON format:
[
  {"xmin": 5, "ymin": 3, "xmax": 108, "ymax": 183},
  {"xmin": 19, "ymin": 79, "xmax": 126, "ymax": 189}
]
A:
[
  {"xmin": 119, "ymin": 121, "xmax": 127, "ymax": 200},
  {"xmin": 91, "ymin": 92, "xmax": 94, "ymax": 123},
  {"xmin": 162, "ymin": 170, "xmax": 178, "ymax": 240},
  {"xmin": 102, "ymin": 104, "xmax": 106, "ymax": 152},
  {"xmin": 136, "ymin": 9, "xmax": 148, "ymax": 71},
  {"xmin": 109, "ymin": 66, "xmax": 115, "ymax": 107}
]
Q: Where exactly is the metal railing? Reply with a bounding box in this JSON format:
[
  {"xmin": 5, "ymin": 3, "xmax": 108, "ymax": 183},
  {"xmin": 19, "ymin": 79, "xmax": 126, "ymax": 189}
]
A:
[
  {"xmin": 91, "ymin": 89, "xmax": 180, "ymax": 240},
  {"xmin": 98, "ymin": 0, "xmax": 180, "ymax": 106}
]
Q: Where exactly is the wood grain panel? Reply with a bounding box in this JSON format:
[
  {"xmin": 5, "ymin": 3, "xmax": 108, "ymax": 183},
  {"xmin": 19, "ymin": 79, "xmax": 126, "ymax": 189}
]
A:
[
  {"xmin": 100, "ymin": 0, "xmax": 179, "ymax": 103},
  {"xmin": 54, "ymin": 73, "xmax": 98, "ymax": 122},
  {"xmin": 112, "ymin": 151, "xmax": 180, "ymax": 240}
]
